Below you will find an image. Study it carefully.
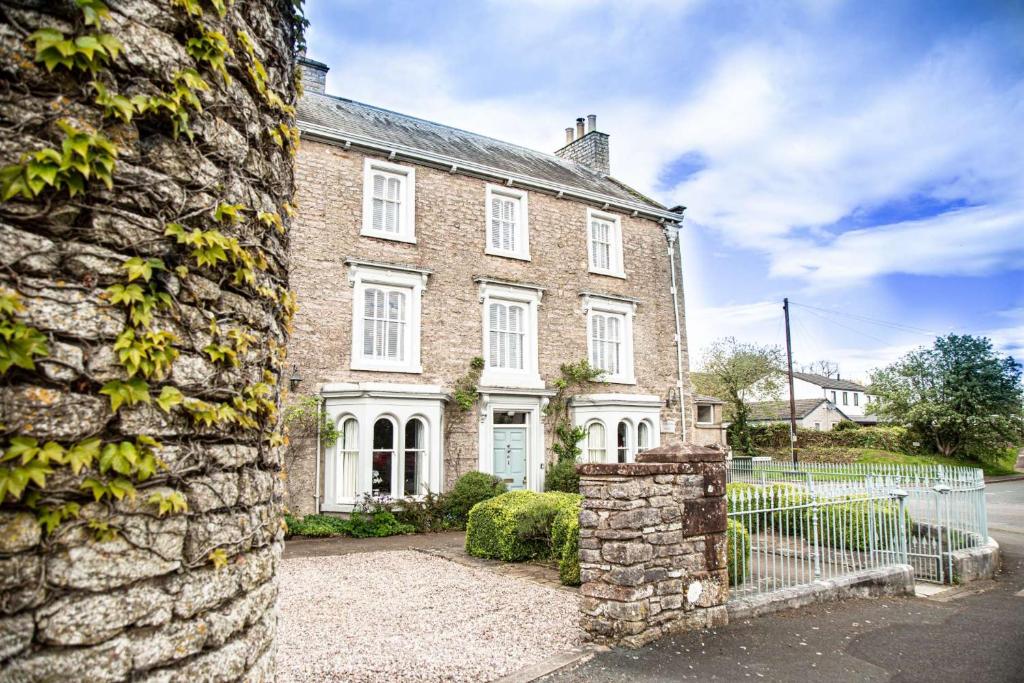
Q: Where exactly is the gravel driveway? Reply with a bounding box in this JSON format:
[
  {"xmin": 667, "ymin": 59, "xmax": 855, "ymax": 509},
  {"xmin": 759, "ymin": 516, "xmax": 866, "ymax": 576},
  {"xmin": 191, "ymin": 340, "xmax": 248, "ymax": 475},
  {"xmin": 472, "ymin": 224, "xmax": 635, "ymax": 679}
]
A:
[{"xmin": 276, "ymin": 550, "xmax": 582, "ymax": 682}]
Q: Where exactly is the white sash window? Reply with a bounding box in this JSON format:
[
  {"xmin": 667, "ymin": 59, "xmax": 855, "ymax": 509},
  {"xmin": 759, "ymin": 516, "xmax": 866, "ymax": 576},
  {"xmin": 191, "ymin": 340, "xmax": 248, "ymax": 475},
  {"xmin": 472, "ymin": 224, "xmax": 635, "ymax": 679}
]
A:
[
  {"xmin": 363, "ymin": 287, "xmax": 406, "ymax": 361},
  {"xmin": 485, "ymin": 185, "xmax": 530, "ymax": 260},
  {"xmin": 586, "ymin": 421, "xmax": 607, "ymax": 463},
  {"xmin": 488, "ymin": 302, "xmax": 525, "ymax": 370},
  {"xmin": 583, "ymin": 294, "xmax": 636, "ymax": 385},
  {"xmin": 586, "ymin": 208, "xmax": 624, "ymax": 278},
  {"xmin": 590, "ymin": 312, "xmax": 621, "ymax": 376},
  {"xmin": 362, "ymin": 159, "xmax": 415, "ymax": 243}
]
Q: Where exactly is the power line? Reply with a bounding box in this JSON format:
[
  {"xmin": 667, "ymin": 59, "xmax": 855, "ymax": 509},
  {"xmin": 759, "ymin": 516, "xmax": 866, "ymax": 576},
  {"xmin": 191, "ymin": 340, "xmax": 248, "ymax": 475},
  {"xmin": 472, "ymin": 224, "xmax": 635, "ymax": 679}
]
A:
[
  {"xmin": 788, "ymin": 300, "xmax": 938, "ymax": 336},
  {"xmin": 799, "ymin": 306, "xmax": 894, "ymax": 346}
]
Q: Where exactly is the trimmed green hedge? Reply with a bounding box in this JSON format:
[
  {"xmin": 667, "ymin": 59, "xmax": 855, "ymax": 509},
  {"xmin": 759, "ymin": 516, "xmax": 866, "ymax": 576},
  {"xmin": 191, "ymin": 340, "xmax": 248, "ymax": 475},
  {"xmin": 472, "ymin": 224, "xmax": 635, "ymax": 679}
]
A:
[
  {"xmin": 552, "ymin": 498, "xmax": 581, "ymax": 585},
  {"xmin": 726, "ymin": 482, "xmax": 908, "ymax": 552},
  {"xmin": 726, "ymin": 518, "xmax": 751, "ymax": 586},
  {"xmin": 444, "ymin": 471, "xmax": 507, "ymax": 528},
  {"xmin": 284, "ymin": 510, "xmax": 415, "ymax": 538},
  {"xmin": 748, "ymin": 423, "xmax": 917, "ymax": 453},
  {"xmin": 465, "ymin": 490, "xmax": 581, "ymax": 562}
]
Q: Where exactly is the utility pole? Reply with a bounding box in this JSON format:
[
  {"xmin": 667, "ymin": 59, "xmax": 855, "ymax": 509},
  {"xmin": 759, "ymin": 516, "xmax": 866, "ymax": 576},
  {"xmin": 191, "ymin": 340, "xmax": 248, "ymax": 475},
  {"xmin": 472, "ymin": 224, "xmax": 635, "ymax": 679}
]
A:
[{"xmin": 783, "ymin": 298, "xmax": 798, "ymax": 464}]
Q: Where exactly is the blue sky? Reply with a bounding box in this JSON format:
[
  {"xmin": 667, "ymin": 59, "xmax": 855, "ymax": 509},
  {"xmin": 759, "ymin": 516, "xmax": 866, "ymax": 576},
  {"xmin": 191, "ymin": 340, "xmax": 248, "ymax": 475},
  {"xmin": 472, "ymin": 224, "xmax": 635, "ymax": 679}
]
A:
[{"xmin": 304, "ymin": 0, "xmax": 1024, "ymax": 380}]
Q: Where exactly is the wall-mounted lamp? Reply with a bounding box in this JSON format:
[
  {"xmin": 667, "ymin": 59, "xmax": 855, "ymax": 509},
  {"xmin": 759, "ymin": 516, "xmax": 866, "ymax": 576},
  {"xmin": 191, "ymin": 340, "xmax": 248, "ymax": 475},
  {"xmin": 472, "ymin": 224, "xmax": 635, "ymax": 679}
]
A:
[
  {"xmin": 288, "ymin": 364, "xmax": 303, "ymax": 391},
  {"xmin": 665, "ymin": 387, "xmax": 679, "ymax": 407}
]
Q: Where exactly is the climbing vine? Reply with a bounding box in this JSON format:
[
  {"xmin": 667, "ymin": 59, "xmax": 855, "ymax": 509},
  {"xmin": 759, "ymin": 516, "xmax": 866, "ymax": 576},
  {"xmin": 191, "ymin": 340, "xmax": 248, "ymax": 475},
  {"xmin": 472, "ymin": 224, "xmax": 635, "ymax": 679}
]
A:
[
  {"xmin": 546, "ymin": 360, "xmax": 604, "ymax": 462},
  {"xmin": 0, "ymin": 0, "xmax": 305, "ymax": 572}
]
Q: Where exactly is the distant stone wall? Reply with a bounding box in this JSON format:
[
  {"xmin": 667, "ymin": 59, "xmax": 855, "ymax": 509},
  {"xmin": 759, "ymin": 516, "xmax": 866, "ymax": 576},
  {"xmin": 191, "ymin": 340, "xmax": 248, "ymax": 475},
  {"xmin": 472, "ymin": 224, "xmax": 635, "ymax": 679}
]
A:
[{"xmin": 577, "ymin": 444, "xmax": 728, "ymax": 648}]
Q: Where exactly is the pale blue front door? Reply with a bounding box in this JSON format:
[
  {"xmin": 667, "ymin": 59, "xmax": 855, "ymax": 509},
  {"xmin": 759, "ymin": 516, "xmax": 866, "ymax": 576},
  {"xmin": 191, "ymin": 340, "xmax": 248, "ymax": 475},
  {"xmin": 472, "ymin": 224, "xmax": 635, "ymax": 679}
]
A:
[{"xmin": 493, "ymin": 427, "xmax": 527, "ymax": 490}]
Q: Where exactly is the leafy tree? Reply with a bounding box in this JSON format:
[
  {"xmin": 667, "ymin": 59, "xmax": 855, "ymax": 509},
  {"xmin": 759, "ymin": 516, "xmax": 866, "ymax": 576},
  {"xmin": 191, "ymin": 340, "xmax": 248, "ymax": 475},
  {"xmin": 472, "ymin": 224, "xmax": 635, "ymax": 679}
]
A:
[
  {"xmin": 869, "ymin": 335, "xmax": 1023, "ymax": 459},
  {"xmin": 693, "ymin": 338, "xmax": 784, "ymax": 455}
]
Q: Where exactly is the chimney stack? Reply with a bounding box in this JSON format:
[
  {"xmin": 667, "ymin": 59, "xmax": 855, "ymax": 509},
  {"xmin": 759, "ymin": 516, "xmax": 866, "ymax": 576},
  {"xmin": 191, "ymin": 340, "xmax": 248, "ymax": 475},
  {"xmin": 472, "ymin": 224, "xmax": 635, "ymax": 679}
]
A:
[
  {"xmin": 555, "ymin": 113, "xmax": 610, "ymax": 175},
  {"xmin": 297, "ymin": 55, "xmax": 329, "ymax": 95}
]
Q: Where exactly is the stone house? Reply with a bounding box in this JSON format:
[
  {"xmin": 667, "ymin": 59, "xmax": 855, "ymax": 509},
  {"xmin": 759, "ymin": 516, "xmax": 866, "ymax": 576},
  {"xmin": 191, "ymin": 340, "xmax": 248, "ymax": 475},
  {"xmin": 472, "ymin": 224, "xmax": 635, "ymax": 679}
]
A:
[
  {"xmin": 746, "ymin": 370, "xmax": 877, "ymax": 429},
  {"xmin": 285, "ymin": 57, "xmax": 696, "ymax": 514},
  {"xmin": 742, "ymin": 398, "xmax": 851, "ymax": 431}
]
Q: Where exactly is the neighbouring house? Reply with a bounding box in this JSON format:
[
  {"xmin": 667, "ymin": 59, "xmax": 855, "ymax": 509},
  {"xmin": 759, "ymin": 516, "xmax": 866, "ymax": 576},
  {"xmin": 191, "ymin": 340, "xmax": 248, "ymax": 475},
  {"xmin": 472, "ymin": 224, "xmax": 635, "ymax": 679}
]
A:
[
  {"xmin": 285, "ymin": 57, "xmax": 697, "ymax": 514},
  {"xmin": 744, "ymin": 398, "xmax": 850, "ymax": 431},
  {"xmin": 745, "ymin": 371, "xmax": 877, "ymax": 429},
  {"xmin": 692, "ymin": 395, "xmax": 727, "ymax": 447}
]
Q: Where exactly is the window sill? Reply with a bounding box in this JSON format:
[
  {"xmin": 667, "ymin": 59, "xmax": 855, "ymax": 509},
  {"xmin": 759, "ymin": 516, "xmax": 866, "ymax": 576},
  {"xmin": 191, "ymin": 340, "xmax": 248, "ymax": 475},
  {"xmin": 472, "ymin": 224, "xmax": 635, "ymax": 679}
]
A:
[
  {"xmin": 359, "ymin": 227, "xmax": 417, "ymax": 245},
  {"xmin": 597, "ymin": 376, "xmax": 636, "ymax": 386},
  {"xmin": 350, "ymin": 360, "xmax": 423, "ymax": 374},
  {"xmin": 480, "ymin": 370, "xmax": 545, "ymax": 390},
  {"xmin": 588, "ymin": 267, "xmax": 626, "ymax": 280},
  {"xmin": 485, "ymin": 247, "xmax": 531, "ymax": 262}
]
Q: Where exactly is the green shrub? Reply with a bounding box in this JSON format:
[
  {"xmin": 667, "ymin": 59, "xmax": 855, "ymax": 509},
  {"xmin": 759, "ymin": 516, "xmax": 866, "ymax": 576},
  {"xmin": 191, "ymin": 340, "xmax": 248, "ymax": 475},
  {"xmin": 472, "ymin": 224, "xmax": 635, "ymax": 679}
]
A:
[
  {"xmin": 833, "ymin": 420, "xmax": 861, "ymax": 431},
  {"xmin": 444, "ymin": 471, "xmax": 507, "ymax": 528},
  {"xmin": 465, "ymin": 491, "xmax": 580, "ymax": 562},
  {"xmin": 346, "ymin": 509, "xmax": 415, "ymax": 538},
  {"xmin": 284, "ymin": 513, "xmax": 351, "ymax": 537},
  {"xmin": 726, "ymin": 518, "xmax": 751, "ymax": 586},
  {"xmin": 544, "ymin": 458, "xmax": 580, "ymax": 493},
  {"xmin": 551, "ymin": 497, "xmax": 582, "ymax": 586},
  {"xmin": 392, "ymin": 492, "xmax": 451, "ymax": 533}
]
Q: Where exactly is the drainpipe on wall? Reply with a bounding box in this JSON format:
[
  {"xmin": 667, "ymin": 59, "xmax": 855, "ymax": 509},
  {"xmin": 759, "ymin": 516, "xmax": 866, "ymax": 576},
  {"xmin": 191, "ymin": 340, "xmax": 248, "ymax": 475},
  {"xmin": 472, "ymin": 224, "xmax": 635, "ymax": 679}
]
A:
[
  {"xmin": 313, "ymin": 393, "xmax": 322, "ymax": 514},
  {"xmin": 665, "ymin": 222, "xmax": 688, "ymax": 444}
]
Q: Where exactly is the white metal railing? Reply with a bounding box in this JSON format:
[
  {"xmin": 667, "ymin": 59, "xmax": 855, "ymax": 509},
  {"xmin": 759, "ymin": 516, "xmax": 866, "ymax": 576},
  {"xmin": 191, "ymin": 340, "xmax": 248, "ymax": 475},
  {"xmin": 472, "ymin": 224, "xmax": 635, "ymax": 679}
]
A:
[{"xmin": 726, "ymin": 460, "xmax": 987, "ymax": 588}]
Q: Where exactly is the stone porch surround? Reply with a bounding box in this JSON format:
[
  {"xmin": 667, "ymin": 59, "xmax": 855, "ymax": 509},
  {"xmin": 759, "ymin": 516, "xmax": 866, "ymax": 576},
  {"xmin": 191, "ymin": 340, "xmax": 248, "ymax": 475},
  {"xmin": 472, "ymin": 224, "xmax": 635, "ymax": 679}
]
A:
[{"xmin": 577, "ymin": 443, "xmax": 728, "ymax": 647}]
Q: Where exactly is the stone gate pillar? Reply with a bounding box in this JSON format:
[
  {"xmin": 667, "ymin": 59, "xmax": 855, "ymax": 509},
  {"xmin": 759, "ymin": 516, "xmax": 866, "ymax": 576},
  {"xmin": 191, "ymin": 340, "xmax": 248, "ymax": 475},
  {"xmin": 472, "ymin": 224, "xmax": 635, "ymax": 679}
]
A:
[{"xmin": 577, "ymin": 444, "xmax": 728, "ymax": 647}]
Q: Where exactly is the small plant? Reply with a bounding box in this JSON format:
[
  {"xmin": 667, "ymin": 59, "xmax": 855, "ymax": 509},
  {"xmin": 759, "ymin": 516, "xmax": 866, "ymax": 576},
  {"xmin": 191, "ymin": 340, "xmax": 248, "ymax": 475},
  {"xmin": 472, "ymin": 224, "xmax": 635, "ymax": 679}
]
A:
[
  {"xmin": 543, "ymin": 458, "xmax": 580, "ymax": 494},
  {"xmin": 283, "ymin": 394, "xmax": 339, "ymax": 448}
]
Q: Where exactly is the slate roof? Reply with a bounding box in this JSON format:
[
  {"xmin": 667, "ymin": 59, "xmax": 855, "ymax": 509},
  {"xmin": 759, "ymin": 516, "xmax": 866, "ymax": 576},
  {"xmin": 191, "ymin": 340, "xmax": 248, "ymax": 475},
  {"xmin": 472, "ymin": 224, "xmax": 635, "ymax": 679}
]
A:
[
  {"xmin": 297, "ymin": 91, "xmax": 668, "ymax": 212},
  {"xmin": 791, "ymin": 372, "xmax": 867, "ymax": 392},
  {"xmin": 746, "ymin": 398, "xmax": 832, "ymax": 422},
  {"xmin": 694, "ymin": 394, "xmax": 725, "ymax": 405}
]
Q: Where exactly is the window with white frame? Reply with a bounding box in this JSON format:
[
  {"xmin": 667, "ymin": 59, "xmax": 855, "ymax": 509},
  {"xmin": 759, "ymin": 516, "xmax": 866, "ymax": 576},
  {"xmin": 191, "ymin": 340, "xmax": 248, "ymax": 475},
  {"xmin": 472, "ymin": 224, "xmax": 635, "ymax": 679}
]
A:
[
  {"xmin": 478, "ymin": 279, "xmax": 542, "ymax": 388},
  {"xmin": 696, "ymin": 404, "xmax": 714, "ymax": 424},
  {"xmin": 587, "ymin": 421, "xmax": 607, "ymax": 463},
  {"xmin": 637, "ymin": 420, "xmax": 652, "ymax": 452},
  {"xmin": 488, "ymin": 302, "xmax": 525, "ymax": 370},
  {"xmin": 485, "ymin": 185, "xmax": 529, "ymax": 260},
  {"xmin": 616, "ymin": 421, "xmax": 631, "ymax": 463},
  {"xmin": 362, "ymin": 286, "xmax": 406, "ymax": 362},
  {"xmin": 586, "ymin": 208, "xmax": 624, "ymax": 278},
  {"xmin": 831, "ymin": 390, "xmax": 837, "ymax": 403},
  {"xmin": 853, "ymin": 393, "xmax": 859, "ymax": 406},
  {"xmin": 842, "ymin": 391, "xmax": 848, "ymax": 406},
  {"xmin": 335, "ymin": 417, "xmax": 358, "ymax": 500},
  {"xmin": 583, "ymin": 294, "xmax": 635, "ymax": 384},
  {"xmin": 371, "ymin": 417, "xmax": 396, "ymax": 497},
  {"xmin": 362, "ymin": 158, "xmax": 415, "ymax": 242},
  {"xmin": 348, "ymin": 261, "xmax": 428, "ymax": 373},
  {"xmin": 403, "ymin": 418, "xmax": 427, "ymax": 496}
]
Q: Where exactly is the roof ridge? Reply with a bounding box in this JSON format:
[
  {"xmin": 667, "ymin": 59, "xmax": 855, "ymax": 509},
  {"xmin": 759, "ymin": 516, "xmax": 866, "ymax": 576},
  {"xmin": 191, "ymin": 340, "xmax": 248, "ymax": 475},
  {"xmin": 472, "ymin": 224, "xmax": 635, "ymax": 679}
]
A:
[{"xmin": 305, "ymin": 91, "xmax": 610, "ymax": 178}]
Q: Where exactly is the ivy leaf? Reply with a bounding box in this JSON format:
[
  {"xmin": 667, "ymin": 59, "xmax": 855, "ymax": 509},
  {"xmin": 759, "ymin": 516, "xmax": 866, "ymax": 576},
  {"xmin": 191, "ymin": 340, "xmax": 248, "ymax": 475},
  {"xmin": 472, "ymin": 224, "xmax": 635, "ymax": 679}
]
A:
[
  {"xmin": 99, "ymin": 378, "xmax": 150, "ymax": 412},
  {"xmin": 156, "ymin": 386, "xmax": 184, "ymax": 413},
  {"xmin": 36, "ymin": 441, "xmax": 67, "ymax": 466},
  {"xmin": 67, "ymin": 437, "xmax": 100, "ymax": 475},
  {"xmin": 2, "ymin": 436, "xmax": 39, "ymax": 464},
  {"xmin": 209, "ymin": 548, "xmax": 228, "ymax": 569},
  {"xmin": 148, "ymin": 490, "xmax": 188, "ymax": 517},
  {"xmin": 105, "ymin": 283, "xmax": 145, "ymax": 306}
]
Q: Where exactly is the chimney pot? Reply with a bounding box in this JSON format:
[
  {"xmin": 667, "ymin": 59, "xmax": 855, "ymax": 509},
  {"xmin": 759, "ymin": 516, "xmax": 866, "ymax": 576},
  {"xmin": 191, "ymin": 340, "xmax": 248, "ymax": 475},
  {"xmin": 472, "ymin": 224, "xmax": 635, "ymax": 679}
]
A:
[
  {"xmin": 565, "ymin": 127, "xmax": 574, "ymax": 144},
  {"xmin": 587, "ymin": 114, "xmax": 597, "ymax": 132},
  {"xmin": 575, "ymin": 117, "xmax": 585, "ymax": 139}
]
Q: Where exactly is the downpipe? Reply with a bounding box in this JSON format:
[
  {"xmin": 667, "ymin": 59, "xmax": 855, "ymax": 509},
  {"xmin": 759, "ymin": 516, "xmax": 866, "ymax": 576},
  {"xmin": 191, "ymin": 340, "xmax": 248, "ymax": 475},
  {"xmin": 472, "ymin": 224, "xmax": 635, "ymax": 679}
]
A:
[
  {"xmin": 666, "ymin": 225, "xmax": 687, "ymax": 443},
  {"xmin": 314, "ymin": 394, "xmax": 322, "ymax": 515}
]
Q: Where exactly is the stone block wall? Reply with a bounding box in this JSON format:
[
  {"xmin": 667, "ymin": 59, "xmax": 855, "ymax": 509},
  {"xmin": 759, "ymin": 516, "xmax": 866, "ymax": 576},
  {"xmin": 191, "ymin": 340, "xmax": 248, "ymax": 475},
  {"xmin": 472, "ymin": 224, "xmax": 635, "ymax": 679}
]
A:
[{"xmin": 577, "ymin": 444, "xmax": 728, "ymax": 647}]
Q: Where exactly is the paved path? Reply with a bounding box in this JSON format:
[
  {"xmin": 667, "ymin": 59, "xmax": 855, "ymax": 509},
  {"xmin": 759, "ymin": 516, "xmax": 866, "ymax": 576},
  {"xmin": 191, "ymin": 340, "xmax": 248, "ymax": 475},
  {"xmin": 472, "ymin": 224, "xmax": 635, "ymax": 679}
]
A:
[
  {"xmin": 542, "ymin": 478, "xmax": 1024, "ymax": 683},
  {"xmin": 283, "ymin": 530, "xmax": 466, "ymax": 559}
]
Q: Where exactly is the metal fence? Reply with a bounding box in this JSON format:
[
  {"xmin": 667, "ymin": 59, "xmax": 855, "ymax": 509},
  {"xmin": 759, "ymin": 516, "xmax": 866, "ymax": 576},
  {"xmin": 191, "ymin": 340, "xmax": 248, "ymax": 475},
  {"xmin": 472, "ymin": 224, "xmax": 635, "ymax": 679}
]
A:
[{"xmin": 725, "ymin": 460, "xmax": 988, "ymax": 594}]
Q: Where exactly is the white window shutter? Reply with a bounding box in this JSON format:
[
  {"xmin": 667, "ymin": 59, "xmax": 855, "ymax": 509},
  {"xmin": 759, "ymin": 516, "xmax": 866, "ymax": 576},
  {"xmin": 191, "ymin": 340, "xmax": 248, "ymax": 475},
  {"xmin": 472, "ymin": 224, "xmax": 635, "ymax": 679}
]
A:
[
  {"xmin": 372, "ymin": 175, "xmax": 386, "ymax": 230},
  {"xmin": 490, "ymin": 197, "xmax": 502, "ymax": 250},
  {"xmin": 488, "ymin": 303, "xmax": 500, "ymax": 367}
]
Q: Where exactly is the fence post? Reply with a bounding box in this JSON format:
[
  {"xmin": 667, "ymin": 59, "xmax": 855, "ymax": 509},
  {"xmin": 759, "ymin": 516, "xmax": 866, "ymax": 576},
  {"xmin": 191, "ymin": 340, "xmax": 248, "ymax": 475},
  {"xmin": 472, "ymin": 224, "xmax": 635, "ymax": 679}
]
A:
[
  {"xmin": 577, "ymin": 443, "xmax": 728, "ymax": 648},
  {"xmin": 811, "ymin": 491, "xmax": 821, "ymax": 578},
  {"xmin": 892, "ymin": 488, "xmax": 909, "ymax": 566}
]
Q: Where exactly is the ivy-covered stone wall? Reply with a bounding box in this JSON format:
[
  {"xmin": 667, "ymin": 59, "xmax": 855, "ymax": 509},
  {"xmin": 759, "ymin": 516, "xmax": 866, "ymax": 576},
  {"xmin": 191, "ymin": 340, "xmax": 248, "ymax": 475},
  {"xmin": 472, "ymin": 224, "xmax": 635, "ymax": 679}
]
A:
[{"xmin": 0, "ymin": 0, "xmax": 302, "ymax": 680}]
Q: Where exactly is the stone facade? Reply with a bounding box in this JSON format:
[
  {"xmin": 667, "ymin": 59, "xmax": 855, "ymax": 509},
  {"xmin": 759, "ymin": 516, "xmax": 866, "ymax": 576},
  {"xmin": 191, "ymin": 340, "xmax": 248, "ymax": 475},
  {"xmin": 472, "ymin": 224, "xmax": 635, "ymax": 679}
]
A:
[
  {"xmin": 285, "ymin": 134, "xmax": 694, "ymax": 514},
  {"xmin": 555, "ymin": 128, "xmax": 611, "ymax": 175},
  {"xmin": 0, "ymin": 1, "xmax": 297, "ymax": 680},
  {"xmin": 576, "ymin": 444, "xmax": 729, "ymax": 647}
]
